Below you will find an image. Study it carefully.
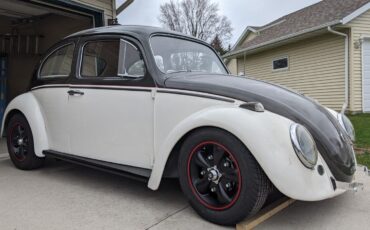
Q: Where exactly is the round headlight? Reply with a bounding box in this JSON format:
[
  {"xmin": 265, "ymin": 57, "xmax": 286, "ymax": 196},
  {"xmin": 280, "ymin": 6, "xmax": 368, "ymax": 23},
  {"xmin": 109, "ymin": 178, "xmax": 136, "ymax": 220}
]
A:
[
  {"xmin": 290, "ymin": 123, "xmax": 318, "ymax": 169},
  {"xmin": 337, "ymin": 114, "xmax": 355, "ymax": 141}
]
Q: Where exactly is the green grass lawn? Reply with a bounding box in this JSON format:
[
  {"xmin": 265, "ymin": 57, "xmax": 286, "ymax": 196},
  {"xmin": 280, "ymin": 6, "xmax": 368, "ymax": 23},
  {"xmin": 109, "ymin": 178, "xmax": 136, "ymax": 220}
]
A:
[
  {"xmin": 348, "ymin": 114, "xmax": 370, "ymax": 167},
  {"xmin": 348, "ymin": 113, "xmax": 370, "ymax": 149},
  {"xmin": 357, "ymin": 152, "xmax": 370, "ymax": 168}
]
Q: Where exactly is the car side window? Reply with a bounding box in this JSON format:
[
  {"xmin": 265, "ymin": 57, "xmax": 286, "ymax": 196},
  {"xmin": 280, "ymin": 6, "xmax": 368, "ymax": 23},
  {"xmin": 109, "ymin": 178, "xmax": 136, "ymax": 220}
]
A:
[
  {"xmin": 81, "ymin": 40, "xmax": 119, "ymax": 78},
  {"xmin": 39, "ymin": 43, "xmax": 75, "ymax": 79},
  {"xmin": 81, "ymin": 39, "xmax": 145, "ymax": 79}
]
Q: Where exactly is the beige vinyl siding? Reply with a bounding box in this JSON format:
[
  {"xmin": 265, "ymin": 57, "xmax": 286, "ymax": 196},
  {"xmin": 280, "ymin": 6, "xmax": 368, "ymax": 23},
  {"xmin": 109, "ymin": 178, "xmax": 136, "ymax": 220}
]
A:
[
  {"xmin": 237, "ymin": 57, "xmax": 245, "ymax": 75},
  {"xmin": 73, "ymin": 0, "xmax": 115, "ymax": 22},
  {"xmin": 239, "ymin": 33, "xmax": 346, "ymax": 111},
  {"xmin": 227, "ymin": 59, "xmax": 238, "ymax": 75},
  {"xmin": 348, "ymin": 9, "xmax": 370, "ymax": 112}
]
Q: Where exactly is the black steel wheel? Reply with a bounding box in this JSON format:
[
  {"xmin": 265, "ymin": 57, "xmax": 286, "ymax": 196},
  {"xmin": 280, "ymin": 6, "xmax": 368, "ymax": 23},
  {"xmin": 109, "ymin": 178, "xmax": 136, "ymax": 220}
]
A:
[
  {"xmin": 178, "ymin": 128, "xmax": 269, "ymax": 226},
  {"xmin": 187, "ymin": 141, "xmax": 242, "ymax": 210},
  {"xmin": 6, "ymin": 114, "xmax": 44, "ymax": 170},
  {"xmin": 8, "ymin": 122, "xmax": 29, "ymax": 161}
]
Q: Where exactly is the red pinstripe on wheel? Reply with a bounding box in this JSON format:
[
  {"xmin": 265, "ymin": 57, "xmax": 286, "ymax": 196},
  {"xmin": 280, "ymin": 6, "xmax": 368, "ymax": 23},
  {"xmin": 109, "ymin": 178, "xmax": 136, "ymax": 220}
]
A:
[{"xmin": 187, "ymin": 141, "xmax": 242, "ymax": 211}]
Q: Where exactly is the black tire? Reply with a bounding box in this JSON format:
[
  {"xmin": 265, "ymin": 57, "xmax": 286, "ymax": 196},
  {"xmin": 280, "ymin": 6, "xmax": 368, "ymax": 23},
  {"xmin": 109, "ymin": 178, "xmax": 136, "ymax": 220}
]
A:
[
  {"xmin": 6, "ymin": 114, "xmax": 44, "ymax": 170},
  {"xmin": 178, "ymin": 128, "xmax": 269, "ymax": 226}
]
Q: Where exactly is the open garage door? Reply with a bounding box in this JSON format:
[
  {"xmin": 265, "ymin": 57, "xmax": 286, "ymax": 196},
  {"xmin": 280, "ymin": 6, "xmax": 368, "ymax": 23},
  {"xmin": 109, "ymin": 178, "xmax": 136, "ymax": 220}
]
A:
[
  {"xmin": 0, "ymin": 0, "xmax": 104, "ymax": 119},
  {"xmin": 0, "ymin": 56, "xmax": 6, "ymax": 124},
  {"xmin": 363, "ymin": 38, "xmax": 370, "ymax": 112}
]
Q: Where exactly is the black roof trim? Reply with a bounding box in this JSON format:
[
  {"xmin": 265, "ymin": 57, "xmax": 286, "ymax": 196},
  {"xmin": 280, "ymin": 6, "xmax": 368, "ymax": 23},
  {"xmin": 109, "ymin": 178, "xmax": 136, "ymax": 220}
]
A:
[{"xmin": 66, "ymin": 25, "xmax": 198, "ymax": 40}]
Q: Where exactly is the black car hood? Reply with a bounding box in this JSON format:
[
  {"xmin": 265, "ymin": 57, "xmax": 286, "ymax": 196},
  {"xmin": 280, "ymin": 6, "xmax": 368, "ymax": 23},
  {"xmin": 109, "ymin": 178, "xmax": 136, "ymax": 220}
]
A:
[{"xmin": 165, "ymin": 74, "xmax": 356, "ymax": 182}]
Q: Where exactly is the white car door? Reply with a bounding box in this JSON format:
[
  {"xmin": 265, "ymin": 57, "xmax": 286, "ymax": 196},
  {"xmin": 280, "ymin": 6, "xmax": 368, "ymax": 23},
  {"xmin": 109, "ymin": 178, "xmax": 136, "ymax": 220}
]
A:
[
  {"xmin": 32, "ymin": 41, "xmax": 76, "ymax": 154},
  {"xmin": 67, "ymin": 36, "xmax": 155, "ymax": 169}
]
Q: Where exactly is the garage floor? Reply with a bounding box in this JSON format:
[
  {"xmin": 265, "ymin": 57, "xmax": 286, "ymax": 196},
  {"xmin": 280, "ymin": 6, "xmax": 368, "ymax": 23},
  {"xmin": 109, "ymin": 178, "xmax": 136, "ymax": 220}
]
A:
[{"xmin": 0, "ymin": 138, "xmax": 369, "ymax": 230}]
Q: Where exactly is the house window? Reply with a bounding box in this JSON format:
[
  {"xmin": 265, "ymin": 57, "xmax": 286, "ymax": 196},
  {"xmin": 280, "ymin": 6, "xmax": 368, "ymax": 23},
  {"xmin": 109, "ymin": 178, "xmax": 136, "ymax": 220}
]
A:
[{"xmin": 272, "ymin": 57, "xmax": 289, "ymax": 71}]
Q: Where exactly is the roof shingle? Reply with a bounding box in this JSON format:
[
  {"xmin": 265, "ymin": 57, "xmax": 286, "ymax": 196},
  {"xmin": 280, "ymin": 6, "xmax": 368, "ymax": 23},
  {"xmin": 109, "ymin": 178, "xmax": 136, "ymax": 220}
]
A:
[{"xmin": 232, "ymin": 0, "xmax": 370, "ymax": 53}]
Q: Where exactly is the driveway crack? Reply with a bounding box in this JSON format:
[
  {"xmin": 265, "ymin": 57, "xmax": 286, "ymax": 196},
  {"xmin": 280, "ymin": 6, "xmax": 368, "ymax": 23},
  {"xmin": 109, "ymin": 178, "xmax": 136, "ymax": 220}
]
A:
[{"xmin": 145, "ymin": 205, "xmax": 190, "ymax": 230}]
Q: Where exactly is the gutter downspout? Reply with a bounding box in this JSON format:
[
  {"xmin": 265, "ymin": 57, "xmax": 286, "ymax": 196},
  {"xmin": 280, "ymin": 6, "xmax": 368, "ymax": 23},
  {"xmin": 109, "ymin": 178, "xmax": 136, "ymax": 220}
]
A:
[
  {"xmin": 327, "ymin": 26, "xmax": 349, "ymax": 110},
  {"xmin": 243, "ymin": 52, "xmax": 246, "ymax": 76}
]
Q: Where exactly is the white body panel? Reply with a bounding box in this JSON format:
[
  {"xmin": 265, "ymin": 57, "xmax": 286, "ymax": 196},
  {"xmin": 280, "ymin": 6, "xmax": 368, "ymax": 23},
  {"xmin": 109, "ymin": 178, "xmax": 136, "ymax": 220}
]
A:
[
  {"xmin": 2, "ymin": 86, "xmax": 347, "ymax": 201},
  {"xmin": 32, "ymin": 88, "xmax": 70, "ymax": 153},
  {"xmin": 363, "ymin": 39, "xmax": 370, "ymax": 112},
  {"xmin": 67, "ymin": 87, "xmax": 154, "ymax": 169}
]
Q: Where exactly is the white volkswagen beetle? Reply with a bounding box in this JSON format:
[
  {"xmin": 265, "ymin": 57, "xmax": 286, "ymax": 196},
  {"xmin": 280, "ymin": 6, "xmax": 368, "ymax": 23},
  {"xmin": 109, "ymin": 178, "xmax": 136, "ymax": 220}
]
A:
[{"xmin": 1, "ymin": 26, "xmax": 358, "ymax": 225}]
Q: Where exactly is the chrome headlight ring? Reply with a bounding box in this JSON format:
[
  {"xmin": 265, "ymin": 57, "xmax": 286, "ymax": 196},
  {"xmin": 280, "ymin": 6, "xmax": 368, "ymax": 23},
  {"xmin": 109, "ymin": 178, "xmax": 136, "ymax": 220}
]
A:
[
  {"xmin": 337, "ymin": 113, "xmax": 355, "ymax": 142},
  {"xmin": 290, "ymin": 123, "xmax": 319, "ymax": 169}
]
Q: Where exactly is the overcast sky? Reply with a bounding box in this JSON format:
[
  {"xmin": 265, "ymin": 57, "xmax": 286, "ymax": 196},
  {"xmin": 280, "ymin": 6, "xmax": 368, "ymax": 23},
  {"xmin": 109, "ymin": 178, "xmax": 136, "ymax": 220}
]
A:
[{"xmin": 116, "ymin": 0, "xmax": 321, "ymax": 46}]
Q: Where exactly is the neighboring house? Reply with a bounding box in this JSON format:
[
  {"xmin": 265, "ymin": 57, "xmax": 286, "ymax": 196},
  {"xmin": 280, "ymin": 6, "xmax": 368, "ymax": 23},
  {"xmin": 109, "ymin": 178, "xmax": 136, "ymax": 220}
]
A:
[
  {"xmin": 225, "ymin": 0, "xmax": 370, "ymax": 113},
  {"xmin": 0, "ymin": 0, "xmax": 126, "ymax": 124}
]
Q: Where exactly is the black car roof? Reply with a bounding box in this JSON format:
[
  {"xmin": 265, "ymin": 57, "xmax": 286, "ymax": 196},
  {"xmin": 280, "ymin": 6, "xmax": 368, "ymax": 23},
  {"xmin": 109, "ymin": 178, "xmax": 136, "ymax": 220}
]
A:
[{"xmin": 66, "ymin": 25, "xmax": 197, "ymax": 41}]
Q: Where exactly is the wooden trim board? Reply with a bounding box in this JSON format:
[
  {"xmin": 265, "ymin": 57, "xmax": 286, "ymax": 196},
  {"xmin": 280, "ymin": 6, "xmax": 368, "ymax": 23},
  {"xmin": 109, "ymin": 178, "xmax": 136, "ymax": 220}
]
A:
[{"xmin": 236, "ymin": 198, "xmax": 295, "ymax": 230}]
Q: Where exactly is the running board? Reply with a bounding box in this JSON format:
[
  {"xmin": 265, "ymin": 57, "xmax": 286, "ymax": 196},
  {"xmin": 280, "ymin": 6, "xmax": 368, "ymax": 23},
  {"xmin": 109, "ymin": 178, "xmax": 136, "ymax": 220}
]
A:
[{"xmin": 43, "ymin": 150, "xmax": 151, "ymax": 183}]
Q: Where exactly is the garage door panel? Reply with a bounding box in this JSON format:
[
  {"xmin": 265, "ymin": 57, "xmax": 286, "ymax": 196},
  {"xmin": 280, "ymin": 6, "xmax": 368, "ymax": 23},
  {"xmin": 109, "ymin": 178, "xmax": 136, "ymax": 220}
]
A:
[{"xmin": 364, "ymin": 40, "xmax": 370, "ymax": 112}]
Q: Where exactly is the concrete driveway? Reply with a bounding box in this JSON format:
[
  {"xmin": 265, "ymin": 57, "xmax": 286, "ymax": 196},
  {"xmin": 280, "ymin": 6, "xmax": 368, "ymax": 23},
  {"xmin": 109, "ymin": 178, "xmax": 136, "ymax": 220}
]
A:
[
  {"xmin": 0, "ymin": 139, "xmax": 229, "ymax": 230},
  {"xmin": 255, "ymin": 171, "xmax": 370, "ymax": 230},
  {"xmin": 0, "ymin": 139, "xmax": 369, "ymax": 230}
]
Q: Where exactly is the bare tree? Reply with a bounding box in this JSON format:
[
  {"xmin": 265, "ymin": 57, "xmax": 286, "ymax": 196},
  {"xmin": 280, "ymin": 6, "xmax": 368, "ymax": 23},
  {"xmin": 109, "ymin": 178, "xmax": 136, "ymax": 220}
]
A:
[{"xmin": 159, "ymin": 0, "xmax": 232, "ymax": 44}]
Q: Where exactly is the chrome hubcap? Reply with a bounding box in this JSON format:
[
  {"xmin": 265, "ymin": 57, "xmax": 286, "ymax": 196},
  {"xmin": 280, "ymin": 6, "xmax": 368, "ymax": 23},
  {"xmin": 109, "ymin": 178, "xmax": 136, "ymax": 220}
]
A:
[
  {"xmin": 207, "ymin": 166, "xmax": 222, "ymax": 184},
  {"xmin": 17, "ymin": 138, "xmax": 24, "ymax": 146}
]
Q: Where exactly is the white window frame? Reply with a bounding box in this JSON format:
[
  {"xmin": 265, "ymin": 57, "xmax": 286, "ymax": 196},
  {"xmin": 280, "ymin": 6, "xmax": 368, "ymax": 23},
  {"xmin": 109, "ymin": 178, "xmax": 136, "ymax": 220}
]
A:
[{"xmin": 272, "ymin": 56, "xmax": 289, "ymax": 72}]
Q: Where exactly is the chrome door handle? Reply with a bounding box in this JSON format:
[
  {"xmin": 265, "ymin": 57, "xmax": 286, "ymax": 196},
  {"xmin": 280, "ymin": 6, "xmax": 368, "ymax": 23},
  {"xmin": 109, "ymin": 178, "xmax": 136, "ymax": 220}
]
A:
[{"xmin": 67, "ymin": 90, "xmax": 84, "ymax": 96}]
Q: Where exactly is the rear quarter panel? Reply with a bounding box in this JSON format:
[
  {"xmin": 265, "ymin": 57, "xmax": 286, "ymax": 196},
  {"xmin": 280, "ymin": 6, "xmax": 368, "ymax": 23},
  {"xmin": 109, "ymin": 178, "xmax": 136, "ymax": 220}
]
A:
[{"xmin": 1, "ymin": 92, "xmax": 49, "ymax": 157}]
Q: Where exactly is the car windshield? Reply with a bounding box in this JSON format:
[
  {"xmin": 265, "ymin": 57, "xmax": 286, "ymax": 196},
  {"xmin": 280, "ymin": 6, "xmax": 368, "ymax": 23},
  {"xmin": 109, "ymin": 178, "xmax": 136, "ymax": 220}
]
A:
[{"xmin": 150, "ymin": 36, "xmax": 228, "ymax": 75}]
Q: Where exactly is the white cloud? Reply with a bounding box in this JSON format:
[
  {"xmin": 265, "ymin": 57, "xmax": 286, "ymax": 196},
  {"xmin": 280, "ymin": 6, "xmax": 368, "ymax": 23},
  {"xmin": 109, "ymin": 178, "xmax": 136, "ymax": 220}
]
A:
[{"xmin": 116, "ymin": 0, "xmax": 321, "ymax": 45}]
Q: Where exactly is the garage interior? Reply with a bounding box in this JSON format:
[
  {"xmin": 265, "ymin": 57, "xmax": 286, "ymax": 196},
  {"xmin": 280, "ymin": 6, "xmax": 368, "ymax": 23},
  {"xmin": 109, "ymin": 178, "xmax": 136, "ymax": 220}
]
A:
[{"xmin": 0, "ymin": 0, "xmax": 102, "ymax": 124}]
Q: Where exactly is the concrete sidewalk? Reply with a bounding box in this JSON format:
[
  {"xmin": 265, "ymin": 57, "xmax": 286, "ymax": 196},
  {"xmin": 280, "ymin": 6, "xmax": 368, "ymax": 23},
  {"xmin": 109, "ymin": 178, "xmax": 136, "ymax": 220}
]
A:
[{"xmin": 0, "ymin": 139, "xmax": 369, "ymax": 229}]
